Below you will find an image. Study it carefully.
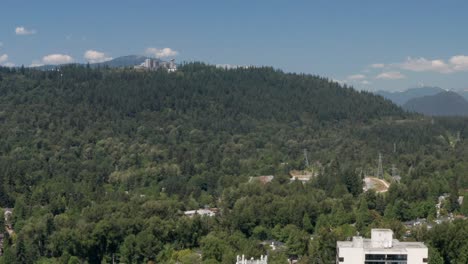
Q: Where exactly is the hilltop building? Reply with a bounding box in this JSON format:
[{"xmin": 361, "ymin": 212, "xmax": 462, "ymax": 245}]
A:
[
  {"xmin": 135, "ymin": 58, "xmax": 177, "ymax": 72},
  {"xmin": 336, "ymin": 229, "xmax": 428, "ymax": 264}
]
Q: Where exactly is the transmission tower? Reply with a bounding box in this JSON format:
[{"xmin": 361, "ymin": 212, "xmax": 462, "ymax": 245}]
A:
[
  {"xmin": 376, "ymin": 153, "xmax": 384, "ymax": 179},
  {"xmin": 303, "ymin": 149, "xmax": 310, "ymax": 168}
]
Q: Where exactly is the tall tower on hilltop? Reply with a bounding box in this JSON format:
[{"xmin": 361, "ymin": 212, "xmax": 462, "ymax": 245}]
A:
[
  {"xmin": 376, "ymin": 153, "xmax": 384, "ymax": 179},
  {"xmin": 303, "ymin": 149, "xmax": 310, "ymax": 168}
]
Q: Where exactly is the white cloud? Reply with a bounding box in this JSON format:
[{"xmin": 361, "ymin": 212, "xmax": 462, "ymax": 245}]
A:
[
  {"xmin": 449, "ymin": 55, "xmax": 468, "ymax": 71},
  {"xmin": 0, "ymin": 54, "xmax": 8, "ymax": 64},
  {"xmin": 347, "ymin": 74, "xmax": 366, "ymax": 80},
  {"xmin": 42, "ymin": 54, "xmax": 74, "ymax": 65},
  {"xmin": 0, "ymin": 54, "xmax": 14, "ymax": 67},
  {"xmin": 400, "ymin": 57, "xmax": 451, "ymax": 73},
  {"xmin": 84, "ymin": 50, "xmax": 113, "ymax": 63},
  {"xmin": 145, "ymin": 47, "xmax": 178, "ymax": 58},
  {"xmin": 376, "ymin": 71, "xmax": 406, "ymax": 80},
  {"xmin": 15, "ymin": 26, "xmax": 36, "ymax": 35},
  {"xmin": 370, "ymin": 63, "xmax": 385, "ymax": 68},
  {"xmin": 361, "ymin": 80, "xmax": 371, "ymax": 85}
]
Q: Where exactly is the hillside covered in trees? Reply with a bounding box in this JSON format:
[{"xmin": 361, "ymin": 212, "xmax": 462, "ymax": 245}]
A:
[{"xmin": 0, "ymin": 64, "xmax": 467, "ymax": 263}]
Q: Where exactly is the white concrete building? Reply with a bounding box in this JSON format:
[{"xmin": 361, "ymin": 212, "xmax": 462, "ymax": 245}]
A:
[
  {"xmin": 236, "ymin": 255, "xmax": 267, "ymax": 264},
  {"xmin": 336, "ymin": 229, "xmax": 428, "ymax": 264}
]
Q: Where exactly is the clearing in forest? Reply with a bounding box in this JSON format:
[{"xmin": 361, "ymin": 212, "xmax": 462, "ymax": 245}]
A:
[{"xmin": 363, "ymin": 177, "xmax": 390, "ymax": 193}]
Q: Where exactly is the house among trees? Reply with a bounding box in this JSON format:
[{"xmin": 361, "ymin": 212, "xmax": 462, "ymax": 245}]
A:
[
  {"xmin": 289, "ymin": 170, "xmax": 314, "ymax": 182},
  {"xmin": 183, "ymin": 208, "xmax": 218, "ymax": 218}
]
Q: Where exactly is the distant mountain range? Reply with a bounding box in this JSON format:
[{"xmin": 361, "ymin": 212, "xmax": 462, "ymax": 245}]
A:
[
  {"xmin": 33, "ymin": 55, "xmax": 153, "ymax": 70},
  {"xmin": 376, "ymin": 86, "xmax": 445, "ymax": 105},
  {"xmin": 375, "ymin": 86, "xmax": 468, "ymax": 116},
  {"xmin": 403, "ymin": 91, "xmax": 468, "ymax": 116},
  {"xmin": 91, "ymin": 55, "xmax": 149, "ymax": 68},
  {"xmin": 458, "ymin": 90, "xmax": 468, "ymax": 101}
]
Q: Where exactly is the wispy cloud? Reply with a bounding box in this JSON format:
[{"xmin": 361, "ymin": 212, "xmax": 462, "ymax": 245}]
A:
[
  {"xmin": 376, "ymin": 71, "xmax": 406, "ymax": 80},
  {"xmin": 400, "ymin": 57, "xmax": 451, "ymax": 73},
  {"xmin": 370, "ymin": 63, "xmax": 385, "ymax": 69},
  {"xmin": 145, "ymin": 47, "xmax": 178, "ymax": 58},
  {"xmin": 347, "ymin": 74, "xmax": 366, "ymax": 80},
  {"xmin": 42, "ymin": 54, "xmax": 74, "ymax": 65},
  {"xmin": 15, "ymin": 26, "xmax": 36, "ymax": 35},
  {"xmin": 394, "ymin": 55, "xmax": 468, "ymax": 74},
  {"xmin": 84, "ymin": 50, "xmax": 112, "ymax": 63},
  {"xmin": 339, "ymin": 74, "xmax": 372, "ymax": 87}
]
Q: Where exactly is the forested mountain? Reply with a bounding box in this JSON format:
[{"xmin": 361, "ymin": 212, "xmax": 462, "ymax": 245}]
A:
[
  {"xmin": 403, "ymin": 91, "xmax": 468, "ymax": 116},
  {"xmin": 0, "ymin": 64, "xmax": 467, "ymax": 263},
  {"xmin": 376, "ymin": 86, "xmax": 445, "ymax": 105}
]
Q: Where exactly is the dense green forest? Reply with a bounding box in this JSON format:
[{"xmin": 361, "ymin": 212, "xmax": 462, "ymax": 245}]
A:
[{"xmin": 0, "ymin": 64, "xmax": 467, "ymax": 263}]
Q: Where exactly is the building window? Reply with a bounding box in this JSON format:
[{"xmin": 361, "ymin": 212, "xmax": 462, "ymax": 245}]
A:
[
  {"xmin": 365, "ymin": 254, "xmax": 386, "ymax": 260},
  {"xmin": 423, "ymin": 258, "xmax": 428, "ymax": 263},
  {"xmin": 387, "ymin": 254, "xmax": 408, "ymax": 260},
  {"xmin": 365, "ymin": 254, "xmax": 407, "ymax": 263},
  {"xmin": 338, "ymin": 257, "xmax": 344, "ymax": 262}
]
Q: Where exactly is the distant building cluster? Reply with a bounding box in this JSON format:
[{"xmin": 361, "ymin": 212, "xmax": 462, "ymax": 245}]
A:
[{"xmin": 135, "ymin": 58, "xmax": 177, "ymax": 72}]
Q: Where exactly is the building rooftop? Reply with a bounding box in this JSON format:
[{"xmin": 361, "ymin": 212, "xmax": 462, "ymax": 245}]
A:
[{"xmin": 337, "ymin": 229, "xmax": 426, "ymax": 252}]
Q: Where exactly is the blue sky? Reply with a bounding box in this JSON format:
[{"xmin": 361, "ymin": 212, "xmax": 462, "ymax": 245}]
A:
[{"xmin": 1, "ymin": 0, "xmax": 467, "ymax": 91}]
